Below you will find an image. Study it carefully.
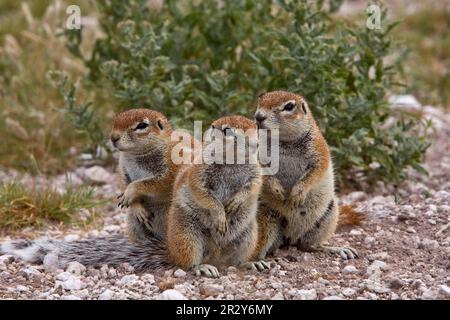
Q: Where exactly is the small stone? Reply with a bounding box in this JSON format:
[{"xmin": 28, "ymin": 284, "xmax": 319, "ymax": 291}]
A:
[
  {"xmin": 119, "ymin": 274, "xmax": 138, "ymax": 287},
  {"xmin": 58, "ymin": 275, "xmax": 84, "ymax": 291},
  {"xmin": 227, "ymin": 266, "xmax": 238, "ymax": 273},
  {"xmin": 365, "ymin": 236, "xmax": 376, "ymax": 244},
  {"xmin": 271, "ymin": 292, "xmax": 284, "ymax": 300},
  {"xmin": 424, "ymin": 210, "xmax": 435, "ymax": 217},
  {"xmin": 0, "ymin": 255, "xmax": 14, "ymax": 265},
  {"xmin": 43, "ymin": 253, "xmax": 59, "ymax": 272},
  {"xmin": 439, "ymin": 285, "xmax": 450, "ymax": 298},
  {"xmin": 66, "ymin": 261, "xmax": 86, "ymax": 275},
  {"xmin": 199, "ymin": 283, "xmax": 224, "ymax": 297},
  {"xmin": 173, "ymin": 269, "xmax": 187, "ymax": 278},
  {"xmin": 157, "ymin": 277, "xmax": 176, "ymax": 291},
  {"xmin": 406, "ymin": 227, "xmax": 416, "ymax": 234},
  {"xmin": 295, "ymin": 289, "xmax": 317, "ymax": 300},
  {"xmin": 141, "ymin": 274, "xmax": 155, "ymax": 284},
  {"xmin": 164, "ymin": 269, "xmax": 174, "ymax": 277},
  {"xmin": 158, "ymin": 289, "xmax": 188, "ymax": 300},
  {"xmin": 435, "ymin": 190, "xmax": 450, "ymax": 200},
  {"xmin": 349, "ymin": 229, "xmax": 363, "ymax": 236},
  {"xmin": 15, "ymin": 285, "xmax": 29, "ymax": 292},
  {"xmin": 21, "ymin": 267, "xmax": 41, "ymax": 279},
  {"xmin": 56, "ymin": 272, "xmax": 71, "ymax": 281},
  {"xmin": 391, "ymin": 293, "xmax": 400, "ymax": 300},
  {"xmin": 342, "ymin": 288, "xmax": 356, "ymax": 297},
  {"xmin": 366, "ymin": 282, "xmax": 390, "ymax": 294},
  {"xmin": 421, "ymin": 288, "xmax": 438, "ymax": 300},
  {"xmin": 418, "ymin": 238, "xmax": 439, "ymax": 251},
  {"xmin": 342, "ymin": 265, "xmax": 358, "ymax": 274},
  {"xmin": 366, "ymin": 260, "xmax": 388, "ymax": 277},
  {"xmin": 388, "ymin": 278, "xmax": 405, "ymax": 289},
  {"xmin": 271, "ymin": 283, "xmax": 282, "ymax": 289},
  {"xmin": 367, "ymin": 252, "xmax": 389, "ymax": 261},
  {"xmin": 98, "ymin": 289, "xmax": 114, "ymax": 300}
]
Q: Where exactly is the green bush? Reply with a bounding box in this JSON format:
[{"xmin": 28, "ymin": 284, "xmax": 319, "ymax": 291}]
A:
[{"xmin": 65, "ymin": 0, "xmax": 430, "ymax": 188}]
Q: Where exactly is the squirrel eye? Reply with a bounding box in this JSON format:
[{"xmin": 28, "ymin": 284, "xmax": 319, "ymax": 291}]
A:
[
  {"xmin": 223, "ymin": 127, "xmax": 233, "ymax": 137},
  {"xmin": 283, "ymin": 102, "xmax": 296, "ymax": 112},
  {"xmin": 134, "ymin": 122, "xmax": 149, "ymax": 130}
]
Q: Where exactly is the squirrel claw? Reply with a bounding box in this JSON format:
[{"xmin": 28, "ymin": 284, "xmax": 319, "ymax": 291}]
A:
[
  {"xmin": 312, "ymin": 245, "xmax": 359, "ymax": 260},
  {"xmin": 242, "ymin": 260, "xmax": 272, "ymax": 272},
  {"xmin": 194, "ymin": 264, "xmax": 220, "ymax": 278},
  {"xmin": 215, "ymin": 219, "xmax": 228, "ymax": 235},
  {"xmin": 225, "ymin": 198, "xmax": 241, "ymax": 213}
]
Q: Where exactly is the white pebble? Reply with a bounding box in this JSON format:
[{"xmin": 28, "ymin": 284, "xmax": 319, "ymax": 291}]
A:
[
  {"xmin": 66, "ymin": 261, "xmax": 86, "ymax": 275},
  {"xmin": 98, "ymin": 289, "xmax": 114, "ymax": 300},
  {"xmin": 173, "ymin": 269, "xmax": 187, "ymax": 278},
  {"xmin": 158, "ymin": 289, "xmax": 188, "ymax": 300},
  {"xmin": 342, "ymin": 265, "xmax": 358, "ymax": 274}
]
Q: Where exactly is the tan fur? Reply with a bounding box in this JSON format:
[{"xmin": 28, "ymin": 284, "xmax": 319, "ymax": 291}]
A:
[{"xmin": 338, "ymin": 205, "xmax": 362, "ymax": 228}]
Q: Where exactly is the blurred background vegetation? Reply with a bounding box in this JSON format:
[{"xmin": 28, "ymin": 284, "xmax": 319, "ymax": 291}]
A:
[{"xmin": 0, "ymin": 0, "xmax": 447, "ymax": 227}]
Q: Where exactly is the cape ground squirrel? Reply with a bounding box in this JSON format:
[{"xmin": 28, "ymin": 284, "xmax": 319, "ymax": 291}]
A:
[
  {"xmin": 111, "ymin": 108, "xmax": 191, "ymax": 241},
  {"xmin": 252, "ymin": 90, "xmax": 358, "ymax": 260},
  {"xmin": 167, "ymin": 116, "xmax": 270, "ymax": 277}
]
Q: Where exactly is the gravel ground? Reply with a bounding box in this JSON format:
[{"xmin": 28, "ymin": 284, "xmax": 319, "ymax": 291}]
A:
[{"xmin": 0, "ymin": 101, "xmax": 449, "ymax": 300}]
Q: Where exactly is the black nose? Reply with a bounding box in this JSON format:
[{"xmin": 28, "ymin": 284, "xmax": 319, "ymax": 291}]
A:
[
  {"xmin": 254, "ymin": 112, "xmax": 267, "ymax": 123},
  {"xmin": 110, "ymin": 135, "xmax": 120, "ymax": 146}
]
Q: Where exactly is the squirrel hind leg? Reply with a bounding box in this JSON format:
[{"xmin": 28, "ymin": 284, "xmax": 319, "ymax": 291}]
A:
[{"xmin": 127, "ymin": 207, "xmax": 155, "ymax": 243}]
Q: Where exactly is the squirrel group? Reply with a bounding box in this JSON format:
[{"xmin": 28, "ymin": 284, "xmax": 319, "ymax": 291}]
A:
[{"xmin": 1, "ymin": 90, "xmax": 359, "ymax": 277}]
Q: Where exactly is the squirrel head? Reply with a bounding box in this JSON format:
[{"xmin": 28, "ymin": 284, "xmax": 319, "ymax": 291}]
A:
[
  {"xmin": 204, "ymin": 116, "xmax": 258, "ymax": 164},
  {"xmin": 255, "ymin": 91, "xmax": 313, "ymax": 142},
  {"xmin": 110, "ymin": 108, "xmax": 172, "ymax": 154}
]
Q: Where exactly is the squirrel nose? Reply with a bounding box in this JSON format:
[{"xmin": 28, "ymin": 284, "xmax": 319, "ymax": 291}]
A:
[
  {"xmin": 254, "ymin": 112, "xmax": 267, "ymax": 124},
  {"xmin": 110, "ymin": 134, "xmax": 120, "ymax": 146}
]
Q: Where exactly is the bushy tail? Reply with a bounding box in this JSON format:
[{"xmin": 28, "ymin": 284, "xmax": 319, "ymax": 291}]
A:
[
  {"xmin": 0, "ymin": 234, "xmax": 170, "ymax": 272},
  {"xmin": 338, "ymin": 204, "xmax": 362, "ymax": 228}
]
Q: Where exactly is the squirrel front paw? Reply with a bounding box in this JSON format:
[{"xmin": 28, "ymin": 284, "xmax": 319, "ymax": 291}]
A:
[
  {"xmin": 212, "ymin": 210, "xmax": 228, "ymax": 235},
  {"xmin": 118, "ymin": 183, "xmax": 139, "ymax": 209},
  {"xmin": 289, "ymin": 183, "xmax": 306, "ymax": 208},
  {"xmin": 215, "ymin": 216, "xmax": 228, "ymax": 235},
  {"xmin": 225, "ymin": 197, "xmax": 241, "ymax": 213}
]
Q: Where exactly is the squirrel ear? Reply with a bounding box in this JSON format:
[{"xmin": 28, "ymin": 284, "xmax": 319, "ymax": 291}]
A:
[
  {"xmin": 301, "ymin": 102, "xmax": 307, "ymax": 115},
  {"xmin": 157, "ymin": 120, "xmax": 164, "ymax": 130}
]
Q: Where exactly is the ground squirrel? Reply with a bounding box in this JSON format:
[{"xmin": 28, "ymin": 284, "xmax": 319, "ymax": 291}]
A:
[
  {"xmin": 167, "ymin": 116, "xmax": 270, "ymax": 277},
  {"xmin": 252, "ymin": 90, "xmax": 358, "ymax": 260},
  {"xmin": 0, "ymin": 115, "xmax": 269, "ymax": 275},
  {"xmin": 0, "ymin": 109, "xmax": 189, "ymax": 271},
  {"xmin": 111, "ymin": 108, "xmax": 190, "ymax": 241}
]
